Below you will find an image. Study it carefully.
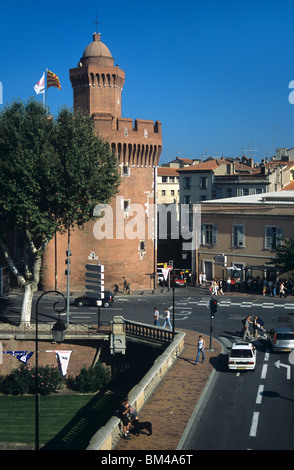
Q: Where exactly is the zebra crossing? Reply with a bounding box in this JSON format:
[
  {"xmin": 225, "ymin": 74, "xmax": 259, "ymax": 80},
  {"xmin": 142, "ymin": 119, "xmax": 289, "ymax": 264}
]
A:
[{"xmin": 175, "ymin": 297, "xmax": 294, "ymax": 310}]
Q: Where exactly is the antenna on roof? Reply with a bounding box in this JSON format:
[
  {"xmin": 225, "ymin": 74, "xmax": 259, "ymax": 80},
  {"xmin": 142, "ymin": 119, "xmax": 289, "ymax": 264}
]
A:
[{"xmin": 241, "ymin": 142, "xmax": 258, "ymax": 158}]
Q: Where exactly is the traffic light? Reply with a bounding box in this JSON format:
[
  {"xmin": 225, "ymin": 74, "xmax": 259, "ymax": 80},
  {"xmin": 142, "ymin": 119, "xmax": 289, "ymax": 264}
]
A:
[
  {"xmin": 85, "ymin": 264, "xmax": 105, "ymax": 300},
  {"xmin": 65, "ymin": 250, "xmax": 71, "ymax": 276},
  {"xmin": 210, "ymin": 298, "xmax": 218, "ymax": 318}
]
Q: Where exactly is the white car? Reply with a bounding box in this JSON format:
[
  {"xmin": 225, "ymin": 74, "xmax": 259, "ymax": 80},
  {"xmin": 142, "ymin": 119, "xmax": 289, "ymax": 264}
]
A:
[{"xmin": 228, "ymin": 342, "xmax": 257, "ymax": 371}]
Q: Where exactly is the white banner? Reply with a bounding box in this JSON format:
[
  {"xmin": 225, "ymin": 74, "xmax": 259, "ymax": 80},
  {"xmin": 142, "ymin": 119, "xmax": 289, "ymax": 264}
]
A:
[
  {"xmin": 46, "ymin": 350, "xmax": 72, "ymax": 376},
  {"xmin": 162, "ymin": 268, "xmax": 170, "ymax": 281}
]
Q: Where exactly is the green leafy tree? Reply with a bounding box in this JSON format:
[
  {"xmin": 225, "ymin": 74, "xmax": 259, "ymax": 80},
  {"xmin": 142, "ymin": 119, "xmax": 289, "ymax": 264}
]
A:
[
  {"xmin": 268, "ymin": 236, "xmax": 294, "ymax": 274},
  {"xmin": 0, "ymin": 99, "xmax": 120, "ymax": 325}
]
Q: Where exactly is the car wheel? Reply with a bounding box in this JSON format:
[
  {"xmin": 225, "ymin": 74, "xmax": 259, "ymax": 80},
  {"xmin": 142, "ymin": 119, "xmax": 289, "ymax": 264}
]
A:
[
  {"xmin": 77, "ymin": 301, "xmax": 84, "ymax": 307},
  {"xmin": 103, "ymin": 301, "xmax": 110, "ymax": 308}
]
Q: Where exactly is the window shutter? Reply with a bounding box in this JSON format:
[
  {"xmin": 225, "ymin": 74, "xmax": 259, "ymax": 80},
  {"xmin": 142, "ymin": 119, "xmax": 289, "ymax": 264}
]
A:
[
  {"xmin": 276, "ymin": 227, "xmax": 283, "ymax": 246},
  {"xmin": 265, "ymin": 226, "xmax": 271, "ymax": 249},
  {"xmin": 212, "ymin": 224, "xmax": 217, "ymax": 245}
]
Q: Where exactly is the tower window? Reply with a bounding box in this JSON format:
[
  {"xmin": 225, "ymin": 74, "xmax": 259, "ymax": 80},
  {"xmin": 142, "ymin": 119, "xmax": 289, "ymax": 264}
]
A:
[{"xmin": 122, "ymin": 165, "xmax": 130, "ymax": 177}]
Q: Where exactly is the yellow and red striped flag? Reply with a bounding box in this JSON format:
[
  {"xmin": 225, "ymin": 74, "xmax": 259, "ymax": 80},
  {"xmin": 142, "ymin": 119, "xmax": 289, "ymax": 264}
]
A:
[{"xmin": 47, "ymin": 70, "xmax": 61, "ymax": 90}]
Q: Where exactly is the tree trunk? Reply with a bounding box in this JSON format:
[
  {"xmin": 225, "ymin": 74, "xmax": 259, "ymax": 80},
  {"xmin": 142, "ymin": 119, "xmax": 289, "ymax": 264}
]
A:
[
  {"xmin": 1, "ymin": 238, "xmax": 45, "ymax": 327},
  {"xmin": 20, "ymin": 282, "xmax": 38, "ymax": 327}
]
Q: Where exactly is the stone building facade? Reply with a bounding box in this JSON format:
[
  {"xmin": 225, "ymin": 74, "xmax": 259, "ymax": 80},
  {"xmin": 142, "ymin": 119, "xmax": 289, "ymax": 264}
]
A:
[{"xmin": 42, "ymin": 33, "xmax": 162, "ymax": 293}]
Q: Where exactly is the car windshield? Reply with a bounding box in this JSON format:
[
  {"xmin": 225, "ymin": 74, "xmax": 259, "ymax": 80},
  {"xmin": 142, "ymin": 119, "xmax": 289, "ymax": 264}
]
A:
[
  {"xmin": 276, "ymin": 333, "xmax": 294, "ymax": 341},
  {"xmin": 230, "ymin": 349, "xmax": 253, "ymax": 358}
]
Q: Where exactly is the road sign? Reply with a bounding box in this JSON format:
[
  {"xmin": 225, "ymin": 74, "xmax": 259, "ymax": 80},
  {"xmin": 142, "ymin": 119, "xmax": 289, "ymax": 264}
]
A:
[
  {"xmin": 85, "ymin": 264, "xmax": 104, "ymax": 296},
  {"xmin": 214, "ymin": 255, "xmax": 227, "ymax": 266}
]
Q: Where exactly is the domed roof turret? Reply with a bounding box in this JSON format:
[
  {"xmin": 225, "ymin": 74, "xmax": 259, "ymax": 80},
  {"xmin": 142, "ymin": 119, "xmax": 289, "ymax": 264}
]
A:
[{"xmin": 80, "ymin": 33, "xmax": 114, "ymax": 67}]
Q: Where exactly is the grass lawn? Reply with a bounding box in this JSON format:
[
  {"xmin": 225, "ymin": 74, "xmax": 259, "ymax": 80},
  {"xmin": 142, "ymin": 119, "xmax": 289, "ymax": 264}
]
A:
[{"xmin": 0, "ymin": 391, "xmax": 119, "ymax": 449}]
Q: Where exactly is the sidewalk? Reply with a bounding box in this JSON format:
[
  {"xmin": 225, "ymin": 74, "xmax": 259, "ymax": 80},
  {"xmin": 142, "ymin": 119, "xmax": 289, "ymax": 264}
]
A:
[{"xmin": 114, "ymin": 329, "xmax": 222, "ymax": 451}]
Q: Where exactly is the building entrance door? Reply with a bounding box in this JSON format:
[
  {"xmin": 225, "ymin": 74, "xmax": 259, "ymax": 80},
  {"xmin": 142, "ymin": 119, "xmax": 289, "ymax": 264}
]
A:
[{"xmin": 204, "ymin": 261, "xmax": 213, "ymax": 282}]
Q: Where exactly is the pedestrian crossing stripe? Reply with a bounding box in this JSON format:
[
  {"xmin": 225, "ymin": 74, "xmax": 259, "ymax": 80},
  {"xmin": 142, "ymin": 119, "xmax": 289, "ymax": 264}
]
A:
[{"xmin": 176, "ymin": 299, "xmax": 294, "ymax": 310}]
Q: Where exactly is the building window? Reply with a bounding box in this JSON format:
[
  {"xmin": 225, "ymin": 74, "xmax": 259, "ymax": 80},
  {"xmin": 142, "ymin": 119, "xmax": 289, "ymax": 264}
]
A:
[
  {"xmin": 122, "ymin": 165, "xmax": 130, "ymax": 177},
  {"xmin": 162, "ymin": 176, "xmax": 167, "ymax": 183},
  {"xmin": 139, "ymin": 240, "xmax": 146, "ymax": 251},
  {"xmin": 265, "ymin": 226, "xmax": 282, "ymax": 249},
  {"xmin": 124, "ymin": 127, "xmax": 128, "ymax": 136},
  {"xmin": 200, "ymin": 176, "xmax": 207, "ymax": 189},
  {"xmin": 122, "ymin": 199, "xmax": 130, "ymax": 217},
  {"xmin": 243, "ymin": 188, "xmax": 249, "ymax": 196},
  {"xmin": 144, "ymin": 129, "xmax": 148, "ymax": 138},
  {"xmin": 201, "ymin": 224, "xmax": 217, "ymax": 245},
  {"xmin": 183, "ymin": 195, "xmax": 190, "ymax": 205},
  {"xmin": 227, "ymin": 188, "xmax": 232, "ymax": 198},
  {"xmin": 171, "ymin": 190, "xmax": 175, "ymax": 196},
  {"xmin": 232, "ymin": 224, "xmax": 245, "ymax": 247},
  {"xmin": 161, "ymin": 190, "xmax": 166, "ymax": 196},
  {"xmin": 183, "ymin": 177, "xmax": 191, "ymax": 189}
]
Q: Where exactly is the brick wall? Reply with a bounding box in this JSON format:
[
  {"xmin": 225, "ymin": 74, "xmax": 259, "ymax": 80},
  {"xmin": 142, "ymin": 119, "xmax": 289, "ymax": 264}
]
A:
[
  {"xmin": 41, "ymin": 167, "xmax": 157, "ymax": 292},
  {"xmin": 0, "ymin": 338, "xmax": 111, "ymax": 377}
]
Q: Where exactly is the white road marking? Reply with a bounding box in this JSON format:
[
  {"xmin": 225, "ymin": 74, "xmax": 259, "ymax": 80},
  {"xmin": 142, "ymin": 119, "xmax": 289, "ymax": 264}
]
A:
[
  {"xmin": 249, "ymin": 412, "xmax": 260, "ymax": 437},
  {"xmin": 261, "ymin": 364, "xmax": 268, "ymax": 379}
]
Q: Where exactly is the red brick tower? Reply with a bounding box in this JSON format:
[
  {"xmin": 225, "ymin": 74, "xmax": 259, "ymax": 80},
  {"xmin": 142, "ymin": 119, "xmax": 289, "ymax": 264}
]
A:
[
  {"xmin": 41, "ymin": 32, "xmax": 162, "ymax": 292},
  {"xmin": 70, "ymin": 33, "xmax": 125, "ymax": 119}
]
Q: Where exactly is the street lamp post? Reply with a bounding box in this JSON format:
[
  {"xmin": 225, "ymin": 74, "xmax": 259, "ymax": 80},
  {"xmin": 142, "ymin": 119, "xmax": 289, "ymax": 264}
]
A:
[{"xmin": 35, "ymin": 290, "xmax": 67, "ymax": 450}]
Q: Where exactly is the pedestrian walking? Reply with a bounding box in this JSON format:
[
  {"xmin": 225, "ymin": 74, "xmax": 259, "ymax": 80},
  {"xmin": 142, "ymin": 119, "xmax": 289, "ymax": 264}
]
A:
[
  {"xmin": 242, "ymin": 315, "xmax": 252, "ymax": 341},
  {"xmin": 123, "ymin": 277, "xmax": 128, "ymax": 294},
  {"xmin": 218, "ymin": 280, "xmax": 224, "ymax": 295},
  {"xmin": 153, "ymin": 307, "xmax": 160, "ymax": 326},
  {"xmin": 279, "ymin": 282, "xmax": 287, "ymax": 298},
  {"xmin": 162, "ymin": 308, "xmax": 172, "ymax": 330},
  {"xmin": 252, "ymin": 316, "xmax": 258, "ymax": 339},
  {"xmin": 195, "ymin": 335, "xmax": 205, "ymax": 364}
]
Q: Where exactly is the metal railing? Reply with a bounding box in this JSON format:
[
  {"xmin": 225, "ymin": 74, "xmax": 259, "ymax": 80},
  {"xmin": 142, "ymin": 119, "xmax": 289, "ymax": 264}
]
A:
[
  {"xmin": 0, "ymin": 321, "xmax": 112, "ymax": 336},
  {"xmin": 0, "ymin": 319, "xmax": 174, "ymax": 343},
  {"xmin": 124, "ymin": 319, "xmax": 174, "ymax": 343}
]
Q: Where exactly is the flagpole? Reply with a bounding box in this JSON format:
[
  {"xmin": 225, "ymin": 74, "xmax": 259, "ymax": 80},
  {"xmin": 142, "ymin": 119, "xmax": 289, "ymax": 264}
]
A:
[
  {"xmin": 43, "ymin": 71, "xmax": 45, "ymax": 108},
  {"xmin": 45, "ymin": 68, "xmax": 48, "ymax": 110}
]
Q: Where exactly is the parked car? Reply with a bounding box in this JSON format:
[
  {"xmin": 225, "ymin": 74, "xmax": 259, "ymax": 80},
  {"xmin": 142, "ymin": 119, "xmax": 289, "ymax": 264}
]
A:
[
  {"xmin": 228, "ymin": 342, "xmax": 257, "ymax": 371},
  {"xmin": 74, "ymin": 291, "xmax": 114, "ymax": 308},
  {"xmin": 170, "ymin": 275, "xmax": 186, "ymax": 287},
  {"xmin": 267, "ymin": 327, "xmax": 294, "ymax": 352}
]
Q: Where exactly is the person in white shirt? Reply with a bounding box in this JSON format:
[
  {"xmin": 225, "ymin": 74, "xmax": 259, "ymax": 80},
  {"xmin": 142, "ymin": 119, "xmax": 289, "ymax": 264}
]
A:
[
  {"xmin": 195, "ymin": 335, "xmax": 206, "ymax": 364},
  {"xmin": 153, "ymin": 307, "xmax": 160, "ymax": 326},
  {"xmin": 162, "ymin": 308, "xmax": 172, "ymax": 330}
]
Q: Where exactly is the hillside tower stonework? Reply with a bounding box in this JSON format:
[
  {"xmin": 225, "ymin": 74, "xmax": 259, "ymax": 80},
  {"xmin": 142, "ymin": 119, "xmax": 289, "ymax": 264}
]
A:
[{"xmin": 42, "ymin": 33, "xmax": 162, "ymax": 292}]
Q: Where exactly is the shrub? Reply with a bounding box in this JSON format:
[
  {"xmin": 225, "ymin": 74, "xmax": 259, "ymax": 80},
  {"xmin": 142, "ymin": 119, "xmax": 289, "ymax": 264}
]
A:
[
  {"xmin": 2, "ymin": 364, "xmax": 63, "ymax": 395},
  {"xmin": 68, "ymin": 362, "xmax": 111, "ymax": 393},
  {"xmin": 31, "ymin": 365, "xmax": 63, "ymax": 395},
  {"xmin": 2, "ymin": 364, "xmax": 32, "ymax": 395}
]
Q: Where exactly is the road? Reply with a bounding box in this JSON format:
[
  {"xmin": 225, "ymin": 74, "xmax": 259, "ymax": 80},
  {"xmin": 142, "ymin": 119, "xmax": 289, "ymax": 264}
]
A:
[{"xmin": 1, "ymin": 287, "xmax": 294, "ymax": 449}]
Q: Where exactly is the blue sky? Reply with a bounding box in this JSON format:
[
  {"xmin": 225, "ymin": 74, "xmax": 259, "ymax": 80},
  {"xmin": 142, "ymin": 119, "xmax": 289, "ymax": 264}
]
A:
[{"xmin": 1, "ymin": 0, "xmax": 294, "ymax": 164}]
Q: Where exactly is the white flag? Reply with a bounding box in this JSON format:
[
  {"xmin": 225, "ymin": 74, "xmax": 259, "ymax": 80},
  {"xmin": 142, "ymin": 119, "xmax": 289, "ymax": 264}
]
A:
[
  {"xmin": 55, "ymin": 351, "xmax": 72, "ymax": 377},
  {"xmin": 46, "ymin": 350, "xmax": 72, "ymax": 376},
  {"xmin": 34, "ymin": 72, "xmax": 45, "ymax": 95}
]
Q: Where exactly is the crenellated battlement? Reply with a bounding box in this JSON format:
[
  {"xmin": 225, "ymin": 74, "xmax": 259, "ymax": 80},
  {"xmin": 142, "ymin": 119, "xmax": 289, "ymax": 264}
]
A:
[{"xmin": 92, "ymin": 115, "xmax": 162, "ymax": 166}]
